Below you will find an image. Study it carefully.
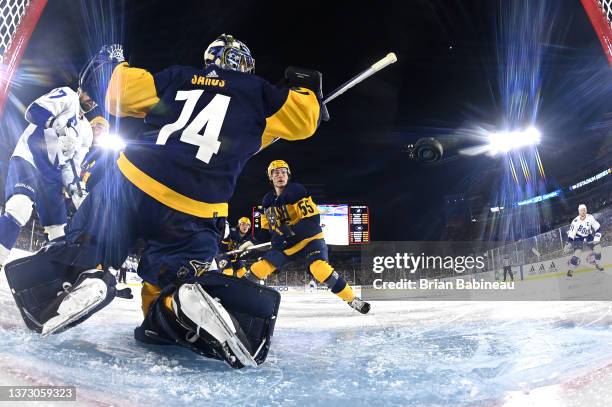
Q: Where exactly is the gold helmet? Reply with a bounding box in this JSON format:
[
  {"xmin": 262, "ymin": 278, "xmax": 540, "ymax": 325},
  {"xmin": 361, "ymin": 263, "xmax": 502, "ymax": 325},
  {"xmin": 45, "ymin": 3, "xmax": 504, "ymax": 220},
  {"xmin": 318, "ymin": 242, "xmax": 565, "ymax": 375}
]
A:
[
  {"xmin": 238, "ymin": 217, "xmax": 251, "ymax": 226},
  {"xmin": 267, "ymin": 160, "xmax": 290, "ymax": 178},
  {"xmin": 90, "ymin": 115, "xmax": 109, "ymax": 129}
]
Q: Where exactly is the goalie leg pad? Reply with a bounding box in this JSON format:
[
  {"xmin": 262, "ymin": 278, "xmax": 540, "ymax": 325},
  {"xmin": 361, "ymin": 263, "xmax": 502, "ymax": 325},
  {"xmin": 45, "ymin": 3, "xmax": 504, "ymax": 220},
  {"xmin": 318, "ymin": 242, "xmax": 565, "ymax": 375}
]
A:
[
  {"xmin": 4, "ymin": 242, "xmax": 115, "ymax": 333},
  {"xmin": 40, "ymin": 269, "xmax": 116, "ymax": 336},
  {"xmin": 136, "ymin": 274, "xmax": 281, "ymax": 367}
]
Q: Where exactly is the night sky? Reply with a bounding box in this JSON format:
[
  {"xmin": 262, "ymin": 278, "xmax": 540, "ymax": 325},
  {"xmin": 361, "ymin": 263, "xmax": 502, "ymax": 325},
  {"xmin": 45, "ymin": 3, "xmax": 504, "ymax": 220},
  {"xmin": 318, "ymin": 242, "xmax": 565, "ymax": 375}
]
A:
[{"xmin": 1, "ymin": 0, "xmax": 610, "ymax": 240}]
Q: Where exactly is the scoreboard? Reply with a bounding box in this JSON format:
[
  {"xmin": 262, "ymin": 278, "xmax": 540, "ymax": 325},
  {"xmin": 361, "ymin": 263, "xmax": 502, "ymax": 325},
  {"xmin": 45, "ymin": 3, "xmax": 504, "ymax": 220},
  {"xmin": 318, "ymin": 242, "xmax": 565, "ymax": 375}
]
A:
[
  {"xmin": 252, "ymin": 204, "xmax": 370, "ymax": 245},
  {"xmin": 349, "ymin": 205, "xmax": 370, "ymax": 244}
]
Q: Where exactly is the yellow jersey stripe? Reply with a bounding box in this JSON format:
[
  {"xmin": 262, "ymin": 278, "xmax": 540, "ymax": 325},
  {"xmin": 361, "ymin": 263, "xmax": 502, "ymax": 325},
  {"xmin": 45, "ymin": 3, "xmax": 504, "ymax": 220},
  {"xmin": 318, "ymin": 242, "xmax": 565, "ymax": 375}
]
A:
[
  {"xmin": 283, "ymin": 233, "xmax": 325, "ymax": 256},
  {"xmin": 261, "ymin": 87, "xmax": 320, "ymax": 149},
  {"xmin": 117, "ymin": 153, "xmax": 228, "ymax": 218},
  {"xmin": 105, "ymin": 62, "xmax": 160, "ymax": 118}
]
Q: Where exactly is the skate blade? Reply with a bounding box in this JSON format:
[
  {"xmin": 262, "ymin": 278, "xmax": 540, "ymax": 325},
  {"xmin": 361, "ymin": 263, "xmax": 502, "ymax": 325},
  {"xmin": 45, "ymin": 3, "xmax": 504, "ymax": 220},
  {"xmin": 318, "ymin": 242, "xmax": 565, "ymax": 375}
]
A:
[
  {"xmin": 42, "ymin": 279, "xmax": 107, "ymax": 337},
  {"xmin": 194, "ymin": 284, "xmax": 257, "ymax": 368}
]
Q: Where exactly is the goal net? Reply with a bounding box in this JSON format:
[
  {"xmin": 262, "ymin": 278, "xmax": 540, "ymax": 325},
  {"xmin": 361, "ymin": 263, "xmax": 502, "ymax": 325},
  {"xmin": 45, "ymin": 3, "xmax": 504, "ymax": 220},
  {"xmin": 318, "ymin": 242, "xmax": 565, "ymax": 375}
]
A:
[
  {"xmin": 581, "ymin": 0, "xmax": 612, "ymax": 65},
  {"xmin": 0, "ymin": 0, "xmax": 47, "ymax": 116}
]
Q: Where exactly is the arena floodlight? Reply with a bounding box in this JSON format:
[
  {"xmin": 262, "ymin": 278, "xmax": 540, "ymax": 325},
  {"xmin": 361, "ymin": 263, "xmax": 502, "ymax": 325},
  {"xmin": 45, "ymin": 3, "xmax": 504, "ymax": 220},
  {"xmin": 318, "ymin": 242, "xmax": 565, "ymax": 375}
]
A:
[
  {"xmin": 98, "ymin": 133, "xmax": 126, "ymax": 151},
  {"xmin": 487, "ymin": 126, "xmax": 541, "ymax": 155}
]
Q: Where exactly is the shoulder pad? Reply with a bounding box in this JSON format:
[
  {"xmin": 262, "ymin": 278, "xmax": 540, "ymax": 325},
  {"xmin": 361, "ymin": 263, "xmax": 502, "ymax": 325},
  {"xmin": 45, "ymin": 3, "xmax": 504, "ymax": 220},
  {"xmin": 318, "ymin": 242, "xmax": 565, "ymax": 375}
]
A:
[{"xmin": 284, "ymin": 183, "xmax": 308, "ymax": 201}]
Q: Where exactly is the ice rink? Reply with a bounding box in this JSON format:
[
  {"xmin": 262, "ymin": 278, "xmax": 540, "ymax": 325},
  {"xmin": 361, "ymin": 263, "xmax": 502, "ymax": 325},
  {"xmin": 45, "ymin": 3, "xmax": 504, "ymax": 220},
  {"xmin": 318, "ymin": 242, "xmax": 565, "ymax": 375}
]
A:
[{"xmin": 2, "ymin": 250, "xmax": 612, "ymax": 406}]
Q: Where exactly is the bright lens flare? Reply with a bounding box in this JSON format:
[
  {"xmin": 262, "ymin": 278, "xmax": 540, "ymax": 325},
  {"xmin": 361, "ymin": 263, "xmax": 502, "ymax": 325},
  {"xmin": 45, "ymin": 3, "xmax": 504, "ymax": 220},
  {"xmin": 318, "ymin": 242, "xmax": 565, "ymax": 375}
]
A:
[
  {"xmin": 97, "ymin": 132, "xmax": 126, "ymax": 150},
  {"xmin": 487, "ymin": 127, "xmax": 541, "ymax": 154}
]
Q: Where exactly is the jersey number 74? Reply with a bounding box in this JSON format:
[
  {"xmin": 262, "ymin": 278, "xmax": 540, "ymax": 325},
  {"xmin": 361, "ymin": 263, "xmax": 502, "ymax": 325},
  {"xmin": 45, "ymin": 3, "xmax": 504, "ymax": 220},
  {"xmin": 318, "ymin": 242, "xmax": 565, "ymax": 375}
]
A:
[{"xmin": 156, "ymin": 90, "xmax": 230, "ymax": 163}]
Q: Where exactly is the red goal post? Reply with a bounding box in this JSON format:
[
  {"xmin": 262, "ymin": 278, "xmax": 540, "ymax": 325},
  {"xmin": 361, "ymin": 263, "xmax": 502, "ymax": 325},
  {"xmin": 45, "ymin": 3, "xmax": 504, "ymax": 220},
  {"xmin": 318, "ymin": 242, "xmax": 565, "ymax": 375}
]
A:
[
  {"xmin": 0, "ymin": 0, "xmax": 47, "ymax": 116},
  {"xmin": 581, "ymin": 0, "xmax": 612, "ymax": 65}
]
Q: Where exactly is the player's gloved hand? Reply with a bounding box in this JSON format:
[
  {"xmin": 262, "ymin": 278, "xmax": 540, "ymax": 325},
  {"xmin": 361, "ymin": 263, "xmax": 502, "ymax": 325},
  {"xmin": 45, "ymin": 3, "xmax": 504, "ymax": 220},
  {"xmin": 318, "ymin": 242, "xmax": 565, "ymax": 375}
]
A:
[
  {"xmin": 238, "ymin": 241, "xmax": 254, "ymax": 252},
  {"xmin": 271, "ymin": 232, "xmax": 289, "ymax": 250},
  {"xmin": 49, "ymin": 114, "xmax": 70, "ymax": 137},
  {"xmin": 278, "ymin": 224, "xmax": 295, "ymax": 237},
  {"xmin": 214, "ymin": 254, "xmax": 231, "ymax": 271},
  {"xmin": 594, "ymin": 232, "xmax": 602, "ymax": 244},
  {"xmin": 58, "ymin": 128, "xmax": 79, "ymax": 159},
  {"xmin": 284, "ymin": 66, "xmax": 330, "ymax": 122},
  {"xmin": 563, "ymin": 242, "xmax": 573, "ymax": 255}
]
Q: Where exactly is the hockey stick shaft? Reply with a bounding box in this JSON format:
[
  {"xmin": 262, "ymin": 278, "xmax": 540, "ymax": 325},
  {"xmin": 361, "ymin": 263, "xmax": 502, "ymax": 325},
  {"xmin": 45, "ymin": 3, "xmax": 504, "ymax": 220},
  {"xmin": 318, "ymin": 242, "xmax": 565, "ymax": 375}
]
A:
[
  {"xmin": 255, "ymin": 52, "xmax": 397, "ymax": 153},
  {"xmin": 223, "ymin": 242, "xmax": 271, "ymax": 257},
  {"xmin": 68, "ymin": 158, "xmax": 83, "ymax": 197},
  {"xmin": 322, "ymin": 52, "xmax": 397, "ymax": 104}
]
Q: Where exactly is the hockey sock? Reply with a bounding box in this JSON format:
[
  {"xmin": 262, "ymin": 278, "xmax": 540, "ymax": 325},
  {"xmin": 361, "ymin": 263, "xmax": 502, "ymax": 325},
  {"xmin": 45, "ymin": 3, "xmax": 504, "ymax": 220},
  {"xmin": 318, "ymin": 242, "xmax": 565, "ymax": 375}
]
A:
[
  {"xmin": 250, "ymin": 259, "xmax": 276, "ymax": 279},
  {"xmin": 0, "ymin": 214, "xmax": 21, "ymax": 265},
  {"xmin": 141, "ymin": 282, "xmax": 162, "ymax": 317},
  {"xmin": 236, "ymin": 267, "xmax": 247, "ymax": 278},
  {"xmin": 309, "ymin": 260, "xmax": 356, "ymax": 302}
]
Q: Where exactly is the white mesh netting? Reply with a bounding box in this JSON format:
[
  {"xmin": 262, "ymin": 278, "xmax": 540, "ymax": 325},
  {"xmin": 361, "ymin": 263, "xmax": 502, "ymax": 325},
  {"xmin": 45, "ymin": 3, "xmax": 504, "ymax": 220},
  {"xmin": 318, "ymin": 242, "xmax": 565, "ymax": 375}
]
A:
[
  {"xmin": 0, "ymin": 0, "xmax": 31, "ymax": 64},
  {"xmin": 600, "ymin": 0, "xmax": 612, "ymax": 24}
]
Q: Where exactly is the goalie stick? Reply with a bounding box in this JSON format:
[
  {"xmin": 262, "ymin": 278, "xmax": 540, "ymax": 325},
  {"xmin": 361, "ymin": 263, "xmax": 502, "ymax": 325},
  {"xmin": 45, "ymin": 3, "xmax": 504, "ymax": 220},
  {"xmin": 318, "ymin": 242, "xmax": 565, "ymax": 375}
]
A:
[
  {"xmin": 260, "ymin": 52, "xmax": 397, "ymax": 151},
  {"xmin": 322, "ymin": 52, "xmax": 397, "ymax": 104}
]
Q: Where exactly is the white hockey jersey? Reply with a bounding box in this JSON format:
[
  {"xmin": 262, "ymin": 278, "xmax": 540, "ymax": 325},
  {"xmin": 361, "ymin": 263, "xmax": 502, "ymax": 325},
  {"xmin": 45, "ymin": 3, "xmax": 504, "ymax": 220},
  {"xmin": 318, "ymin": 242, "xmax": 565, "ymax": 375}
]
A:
[
  {"xmin": 568, "ymin": 214, "xmax": 600, "ymax": 240},
  {"xmin": 12, "ymin": 87, "xmax": 92, "ymax": 179}
]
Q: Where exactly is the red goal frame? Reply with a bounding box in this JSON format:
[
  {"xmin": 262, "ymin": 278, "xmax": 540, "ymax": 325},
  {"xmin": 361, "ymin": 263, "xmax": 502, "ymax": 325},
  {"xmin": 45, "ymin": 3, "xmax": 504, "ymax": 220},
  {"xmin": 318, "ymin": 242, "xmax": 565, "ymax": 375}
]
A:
[
  {"xmin": 0, "ymin": 0, "xmax": 48, "ymax": 116},
  {"xmin": 581, "ymin": 0, "xmax": 612, "ymax": 66}
]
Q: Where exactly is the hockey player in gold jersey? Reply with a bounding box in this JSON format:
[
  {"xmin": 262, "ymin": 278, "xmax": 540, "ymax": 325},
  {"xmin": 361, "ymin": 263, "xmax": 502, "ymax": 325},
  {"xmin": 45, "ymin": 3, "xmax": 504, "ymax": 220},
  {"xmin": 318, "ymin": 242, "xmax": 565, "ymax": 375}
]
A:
[{"xmin": 247, "ymin": 160, "xmax": 370, "ymax": 314}]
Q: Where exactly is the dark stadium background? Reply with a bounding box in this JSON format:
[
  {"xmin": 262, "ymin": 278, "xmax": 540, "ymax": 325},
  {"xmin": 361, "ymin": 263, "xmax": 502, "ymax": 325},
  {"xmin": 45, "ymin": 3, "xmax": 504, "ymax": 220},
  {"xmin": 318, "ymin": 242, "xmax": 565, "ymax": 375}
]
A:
[{"xmin": 0, "ymin": 0, "xmax": 610, "ymax": 241}]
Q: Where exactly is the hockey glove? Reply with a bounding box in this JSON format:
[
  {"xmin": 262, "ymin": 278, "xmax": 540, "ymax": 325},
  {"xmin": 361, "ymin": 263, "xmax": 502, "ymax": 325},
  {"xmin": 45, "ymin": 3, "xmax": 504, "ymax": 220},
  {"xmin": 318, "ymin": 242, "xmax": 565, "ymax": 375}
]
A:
[
  {"xmin": 58, "ymin": 128, "xmax": 79, "ymax": 159},
  {"xmin": 271, "ymin": 232, "xmax": 289, "ymax": 251},
  {"xmin": 238, "ymin": 240, "xmax": 254, "ymax": 252},
  {"xmin": 48, "ymin": 114, "xmax": 72, "ymax": 137},
  {"xmin": 594, "ymin": 232, "xmax": 602, "ymax": 244},
  {"xmin": 563, "ymin": 242, "xmax": 573, "ymax": 255},
  {"xmin": 285, "ymin": 66, "xmax": 330, "ymax": 122}
]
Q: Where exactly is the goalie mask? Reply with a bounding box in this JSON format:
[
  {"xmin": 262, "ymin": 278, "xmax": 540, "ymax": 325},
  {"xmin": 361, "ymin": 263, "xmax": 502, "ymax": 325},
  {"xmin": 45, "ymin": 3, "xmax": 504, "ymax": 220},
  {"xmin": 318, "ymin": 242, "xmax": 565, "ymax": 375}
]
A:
[{"xmin": 204, "ymin": 34, "xmax": 255, "ymax": 74}]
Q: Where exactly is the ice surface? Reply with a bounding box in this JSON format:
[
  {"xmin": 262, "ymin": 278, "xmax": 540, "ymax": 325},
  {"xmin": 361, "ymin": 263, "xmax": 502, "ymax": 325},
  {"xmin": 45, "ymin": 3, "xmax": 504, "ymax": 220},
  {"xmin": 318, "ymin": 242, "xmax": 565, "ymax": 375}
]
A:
[{"xmin": 1, "ymin": 249, "xmax": 612, "ymax": 406}]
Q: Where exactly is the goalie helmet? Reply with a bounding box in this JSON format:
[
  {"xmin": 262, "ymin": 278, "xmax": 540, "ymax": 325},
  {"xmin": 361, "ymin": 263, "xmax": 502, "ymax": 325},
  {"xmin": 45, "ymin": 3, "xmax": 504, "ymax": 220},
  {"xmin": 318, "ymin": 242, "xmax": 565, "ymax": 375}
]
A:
[
  {"xmin": 204, "ymin": 34, "xmax": 255, "ymax": 74},
  {"xmin": 267, "ymin": 160, "xmax": 290, "ymax": 178}
]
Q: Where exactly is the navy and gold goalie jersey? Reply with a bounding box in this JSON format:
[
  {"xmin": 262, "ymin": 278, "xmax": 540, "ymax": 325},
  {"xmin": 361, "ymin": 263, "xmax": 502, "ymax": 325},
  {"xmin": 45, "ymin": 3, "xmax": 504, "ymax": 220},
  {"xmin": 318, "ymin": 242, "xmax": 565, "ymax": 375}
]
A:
[
  {"xmin": 261, "ymin": 182, "xmax": 323, "ymax": 255},
  {"xmin": 103, "ymin": 63, "xmax": 320, "ymax": 218}
]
